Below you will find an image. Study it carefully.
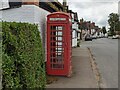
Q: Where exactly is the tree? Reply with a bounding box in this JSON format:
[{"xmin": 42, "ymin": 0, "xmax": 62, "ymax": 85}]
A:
[
  {"xmin": 102, "ymin": 26, "xmax": 107, "ymax": 35},
  {"xmin": 108, "ymin": 13, "xmax": 119, "ymax": 35},
  {"xmin": 79, "ymin": 18, "xmax": 84, "ymax": 30}
]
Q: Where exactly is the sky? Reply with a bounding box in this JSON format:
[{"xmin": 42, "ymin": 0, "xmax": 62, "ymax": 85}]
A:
[{"xmin": 58, "ymin": 0, "xmax": 119, "ymax": 30}]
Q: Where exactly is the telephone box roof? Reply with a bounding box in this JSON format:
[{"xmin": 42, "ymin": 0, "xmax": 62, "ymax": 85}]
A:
[{"xmin": 47, "ymin": 12, "xmax": 71, "ymax": 18}]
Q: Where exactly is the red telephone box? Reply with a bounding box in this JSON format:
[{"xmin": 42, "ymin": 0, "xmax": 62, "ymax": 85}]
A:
[{"xmin": 46, "ymin": 12, "xmax": 72, "ymax": 77}]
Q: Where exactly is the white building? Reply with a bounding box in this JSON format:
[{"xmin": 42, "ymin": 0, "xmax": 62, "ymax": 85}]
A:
[
  {"xmin": 1, "ymin": 2, "xmax": 50, "ymax": 62},
  {"xmin": 118, "ymin": 1, "xmax": 120, "ymax": 21},
  {"xmin": 1, "ymin": 5, "xmax": 50, "ymax": 47},
  {"xmin": 71, "ymin": 12, "xmax": 79, "ymax": 47}
]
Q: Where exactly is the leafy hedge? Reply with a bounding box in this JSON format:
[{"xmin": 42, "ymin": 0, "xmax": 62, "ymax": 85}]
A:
[{"xmin": 2, "ymin": 22, "xmax": 46, "ymax": 89}]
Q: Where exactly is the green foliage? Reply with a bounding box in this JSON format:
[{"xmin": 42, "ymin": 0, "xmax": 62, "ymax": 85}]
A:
[
  {"xmin": 107, "ymin": 30, "xmax": 113, "ymax": 36},
  {"xmin": 0, "ymin": 22, "xmax": 2, "ymax": 69},
  {"xmin": 102, "ymin": 26, "xmax": 107, "ymax": 35},
  {"xmin": 2, "ymin": 22, "xmax": 46, "ymax": 89},
  {"xmin": 116, "ymin": 21, "xmax": 120, "ymax": 31},
  {"xmin": 77, "ymin": 41, "xmax": 80, "ymax": 47},
  {"xmin": 108, "ymin": 13, "xmax": 119, "ymax": 35}
]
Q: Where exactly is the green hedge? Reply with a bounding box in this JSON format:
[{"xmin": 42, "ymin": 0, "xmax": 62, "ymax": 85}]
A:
[{"xmin": 2, "ymin": 22, "xmax": 46, "ymax": 89}]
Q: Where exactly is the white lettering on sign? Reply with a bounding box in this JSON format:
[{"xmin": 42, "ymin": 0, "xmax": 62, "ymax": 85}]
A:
[{"xmin": 50, "ymin": 18, "xmax": 66, "ymax": 21}]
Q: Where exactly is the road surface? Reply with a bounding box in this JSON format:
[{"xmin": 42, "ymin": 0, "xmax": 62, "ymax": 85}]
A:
[{"xmin": 81, "ymin": 38, "xmax": 118, "ymax": 88}]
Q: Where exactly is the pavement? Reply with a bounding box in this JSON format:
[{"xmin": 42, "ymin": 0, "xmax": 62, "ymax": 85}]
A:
[
  {"xmin": 46, "ymin": 46, "xmax": 98, "ymax": 88},
  {"xmin": 81, "ymin": 38, "xmax": 118, "ymax": 88}
]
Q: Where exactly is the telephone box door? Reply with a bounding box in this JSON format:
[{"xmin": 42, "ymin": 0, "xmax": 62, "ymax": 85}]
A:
[{"xmin": 47, "ymin": 24, "xmax": 68, "ymax": 75}]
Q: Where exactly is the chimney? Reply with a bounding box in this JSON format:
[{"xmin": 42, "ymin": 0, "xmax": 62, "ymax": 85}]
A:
[
  {"xmin": 118, "ymin": 1, "xmax": 120, "ymax": 21},
  {"xmin": 63, "ymin": 0, "xmax": 67, "ymax": 6},
  {"xmin": 22, "ymin": 0, "xmax": 39, "ymax": 6}
]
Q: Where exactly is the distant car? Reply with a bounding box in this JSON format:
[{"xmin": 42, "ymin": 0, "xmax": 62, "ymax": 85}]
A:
[
  {"xmin": 112, "ymin": 35, "xmax": 120, "ymax": 39},
  {"xmin": 97, "ymin": 36, "xmax": 100, "ymax": 38},
  {"xmin": 85, "ymin": 34, "xmax": 92, "ymax": 41},
  {"xmin": 105, "ymin": 34, "xmax": 108, "ymax": 38},
  {"xmin": 92, "ymin": 35, "xmax": 97, "ymax": 39}
]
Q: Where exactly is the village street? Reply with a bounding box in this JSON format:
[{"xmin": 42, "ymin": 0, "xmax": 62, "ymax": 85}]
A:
[
  {"xmin": 1, "ymin": 0, "xmax": 119, "ymax": 89},
  {"xmin": 46, "ymin": 38, "xmax": 118, "ymax": 88},
  {"xmin": 81, "ymin": 38, "xmax": 118, "ymax": 88}
]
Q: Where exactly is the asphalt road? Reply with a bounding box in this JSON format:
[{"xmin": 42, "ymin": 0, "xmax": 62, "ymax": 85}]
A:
[{"xmin": 81, "ymin": 38, "xmax": 118, "ymax": 88}]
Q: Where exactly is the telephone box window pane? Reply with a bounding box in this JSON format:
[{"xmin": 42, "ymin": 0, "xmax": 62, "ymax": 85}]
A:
[
  {"xmin": 56, "ymin": 37, "xmax": 58, "ymax": 40},
  {"xmin": 58, "ymin": 32, "xmax": 62, "ymax": 36},
  {"xmin": 51, "ymin": 43, "xmax": 52, "ymax": 46},
  {"xmin": 51, "ymin": 26, "xmax": 64, "ymax": 31},
  {"xmin": 51, "ymin": 58, "xmax": 56, "ymax": 63},
  {"xmin": 56, "ymin": 48, "xmax": 63, "ymax": 51},
  {"xmin": 57, "ymin": 53, "xmax": 62, "ymax": 56},
  {"xmin": 57, "ymin": 56, "xmax": 62, "ymax": 61},
  {"xmin": 58, "ymin": 37, "xmax": 62, "ymax": 41},
  {"xmin": 58, "ymin": 42, "xmax": 62, "ymax": 46},
  {"xmin": 52, "ymin": 64, "xmax": 64, "ymax": 69},
  {"xmin": 56, "ymin": 52, "xmax": 62, "ymax": 55},
  {"xmin": 56, "ymin": 42, "xmax": 57, "ymax": 46},
  {"xmin": 52, "ymin": 37, "xmax": 56, "ymax": 41},
  {"xmin": 57, "ymin": 51, "xmax": 62, "ymax": 53},
  {"xmin": 56, "ymin": 27, "xmax": 58, "ymax": 30},
  {"xmin": 50, "ymin": 26, "xmax": 52, "ymax": 30},
  {"xmin": 58, "ymin": 26, "xmax": 63, "ymax": 30},
  {"xmin": 51, "ymin": 37, "xmax": 53, "ymax": 40},
  {"xmin": 57, "ymin": 48, "xmax": 62, "ymax": 51},
  {"xmin": 51, "ymin": 32, "xmax": 56, "ymax": 35},
  {"xmin": 51, "ymin": 26, "xmax": 57, "ymax": 30}
]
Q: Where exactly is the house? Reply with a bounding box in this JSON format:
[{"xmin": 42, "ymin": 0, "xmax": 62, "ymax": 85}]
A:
[
  {"xmin": 1, "ymin": 0, "xmax": 66, "ymax": 61},
  {"xmin": 71, "ymin": 12, "xmax": 79, "ymax": 47},
  {"xmin": 79, "ymin": 20, "xmax": 91, "ymax": 40},
  {"xmin": 1, "ymin": 1, "xmax": 50, "ymax": 48},
  {"xmin": 90, "ymin": 22, "xmax": 95, "ymax": 35},
  {"xmin": 39, "ymin": 1, "xmax": 66, "ymax": 13},
  {"xmin": 118, "ymin": 1, "xmax": 120, "ymax": 21}
]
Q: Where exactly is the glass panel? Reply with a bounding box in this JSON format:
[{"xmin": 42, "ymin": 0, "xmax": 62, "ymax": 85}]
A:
[
  {"xmin": 51, "ymin": 26, "xmax": 64, "ymax": 31},
  {"xmin": 50, "ymin": 25, "xmax": 64, "ymax": 69},
  {"xmin": 58, "ymin": 26, "xmax": 63, "ymax": 30},
  {"xmin": 56, "ymin": 37, "xmax": 58, "ymax": 41},
  {"xmin": 57, "ymin": 52, "xmax": 62, "ymax": 56},
  {"xmin": 57, "ymin": 48, "xmax": 62, "ymax": 51},
  {"xmin": 56, "ymin": 27, "xmax": 58, "ymax": 30},
  {"xmin": 51, "ymin": 42, "xmax": 53, "ymax": 46},
  {"xmin": 55, "ymin": 48, "xmax": 63, "ymax": 51},
  {"xmin": 52, "ymin": 64, "xmax": 64, "ymax": 69},
  {"xmin": 51, "ymin": 32, "xmax": 56, "ymax": 35},
  {"xmin": 58, "ymin": 32, "xmax": 62, "ymax": 36},
  {"xmin": 58, "ymin": 37, "xmax": 62, "ymax": 41},
  {"xmin": 57, "ymin": 51, "xmax": 62, "ymax": 53},
  {"xmin": 51, "ymin": 26, "xmax": 57, "ymax": 30},
  {"xmin": 58, "ymin": 42, "xmax": 62, "ymax": 45},
  {"xmin": 51, "ymin": 37, "xmax": 53, "ymax": 40}
]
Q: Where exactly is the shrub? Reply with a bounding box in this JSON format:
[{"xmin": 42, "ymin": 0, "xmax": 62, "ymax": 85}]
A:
[{"xmin": 2, "ymin": 22, "xmax": 46, "ymax": 89}]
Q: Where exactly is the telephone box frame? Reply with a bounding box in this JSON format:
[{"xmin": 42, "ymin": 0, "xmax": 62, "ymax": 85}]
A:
[{"xmin": 46, "ymin": 12, "xmax": 72, "ymax": 76}]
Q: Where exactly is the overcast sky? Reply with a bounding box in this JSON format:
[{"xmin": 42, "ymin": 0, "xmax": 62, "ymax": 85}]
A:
[{"xmin": 59, "ymin": 0, "xmax": 119, "ymax": 30}]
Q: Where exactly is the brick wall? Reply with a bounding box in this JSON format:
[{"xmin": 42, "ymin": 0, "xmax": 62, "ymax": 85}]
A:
[{"xmin": 22, "ymin": 0, "xmax": 39, "ymax": 6}]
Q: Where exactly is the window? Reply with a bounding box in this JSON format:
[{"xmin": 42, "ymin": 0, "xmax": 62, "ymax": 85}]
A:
[
  {"xmin": 58, "ymin": 26, "xmax": 63, "ymax": 30},
  {"xmin": 51, "ymin": 26, "xmax": 64, "ymax": 31}
]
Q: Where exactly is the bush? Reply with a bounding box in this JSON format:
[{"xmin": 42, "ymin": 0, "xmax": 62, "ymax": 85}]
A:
[
  {"xmin": 77, "ymin": 40, "xmax": 80, "ymax": 47},
  {"xmin": 2, "ymin": 22, "xmax": 46, "ymax": 89}
]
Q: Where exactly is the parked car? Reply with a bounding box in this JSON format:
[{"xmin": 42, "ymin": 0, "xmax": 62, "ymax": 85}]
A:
[
  {"xmin": 92, "ymin": 35, "xmax": 97, "ymax": 39},
  {"xmin": 112, "ymin": 35, "xmax": 120, "ymax": 39},
  {"xmin": 85, "ymin": 34, "xmax": 92, "ymax": 41}
]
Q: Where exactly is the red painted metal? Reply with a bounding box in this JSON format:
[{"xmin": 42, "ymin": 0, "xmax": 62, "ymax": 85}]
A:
[{"xmin": 46, "ymin": 12, "xmax": 72, "ymax": 76}]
